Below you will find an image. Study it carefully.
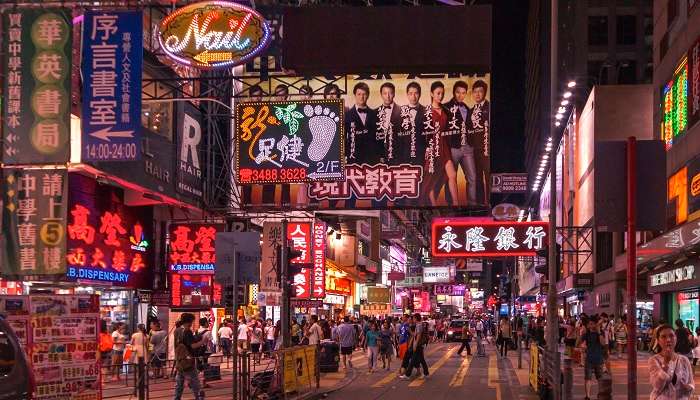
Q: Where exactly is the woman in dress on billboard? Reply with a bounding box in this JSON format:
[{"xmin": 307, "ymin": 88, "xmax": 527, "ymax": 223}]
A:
[{"xmin": 420, "ymin": 81, "xmax": 459, "ymax": 206}]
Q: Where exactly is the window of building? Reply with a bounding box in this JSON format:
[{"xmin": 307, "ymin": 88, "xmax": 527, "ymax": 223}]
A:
[
  {"xmin": 617, "ymin": 60, "xmax": 637, "ymax": 84},
  {"xmin": 616, "ymin": 15, "xmax": 637, "ymax": 45},
  {"xmin": 588, "ymin": 16, "xmax": 609, "ymax": 46},
  {"xmin": 587, "ymin": 60, "xmax": 609, "ymax": 85},
  {"xmin": 141, "ymin": 72, "xmax": 174, "ymax": 140}
]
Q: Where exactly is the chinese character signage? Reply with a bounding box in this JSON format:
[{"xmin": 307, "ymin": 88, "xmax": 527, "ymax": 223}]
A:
[
  {"xmin": 65, "ymin": 173, "xmax": 153, "ymax": 288},
  {"xmin": 292, "ymin": 268, "xmax": 311, "ymax": 299},
  {"xmin": 434, "ymin": 284, "xmax": 466, "ymax": 296},
  {"xmin": 431, "ymin": 219, "xmax": 548, "ymax": 258},
  {"xmin": 367, "ymin": 286, "xmax": 390, "ymax": 303},
  {"xmin": 326, "ymin": 276, "xmax": 352, "ymax": 295},
  {"xmin": 2, "ymin": 169, "xmax": 68, "ymax": 276},
  {"xmin": 662, "ymin": 58, "xmax": 689, "ymax": 150},
  {"xmin": 312, "ymin": 220, "xmax": 326, "ymax": 298},
  {"xmin": 158, "ymin": 1, "xmax": 271, "ymax": 70},
  {"xmin": 261, "ymin": 222, "xmax": 282, "ymax": 291},
  {"xmin": 239, "ymin": 73, "xmax": 491, "ymax": 209},
  {"xmin": 81, "ymin": 10, "xmax": 143, "ymax": 161},
  {"xmin": 235, "ymin": 99, "xmax": 346, "ymax": 184},
  {"xmin": 2, "ymin": 9, "xmax": 72, "ymax": 164},
  {"xmin": 169, "ymin": 223, "xmax": 225, "ymax": 274},
  {"xmin": 287, "ymin": 221, "xmax": 312, "ymax": 264},
  {"xmin": 170, "ymin": 273, "xmax": 215, "ymax": 310}
]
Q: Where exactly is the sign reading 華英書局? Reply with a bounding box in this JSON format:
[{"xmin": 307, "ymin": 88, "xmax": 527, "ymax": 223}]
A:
[{"xmin": 81, "ymin": 10, "xmax": 143, "ymax": 161}]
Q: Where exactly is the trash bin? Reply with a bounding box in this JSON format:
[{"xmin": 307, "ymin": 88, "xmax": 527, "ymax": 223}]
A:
[{"xmin": 319, "ymin": 340, "xmax": 340, "ymax": 373}]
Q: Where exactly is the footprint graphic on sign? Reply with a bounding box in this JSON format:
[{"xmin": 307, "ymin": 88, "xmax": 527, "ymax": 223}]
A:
[{"xmin": 305, "ymin": 104, "xmax": 339, "ymax": 162}]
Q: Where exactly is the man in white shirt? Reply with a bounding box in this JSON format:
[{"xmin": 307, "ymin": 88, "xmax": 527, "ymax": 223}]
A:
[
  {"xmin": 476, "ymin": 318, "xmax": 486, "ymax": 357},
  {"xmin": 306, "ymin": 315, "xmax": 323, "ymax": 345},
  {"xmin": 237, "ymin": 318, "xmax": 250, "ymax": 351},
  {"xmin": 264, "ymin": 319, "xmax": 276, "ymax": 354},
  {"xmin": 218, "ymin": 320, "xmax": 233, "ymax": 357}
]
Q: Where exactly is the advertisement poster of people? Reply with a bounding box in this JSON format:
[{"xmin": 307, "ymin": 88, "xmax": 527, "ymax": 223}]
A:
[{"xmin": 237, "ymin": 73, "xmax": 491, "ymax": 209}]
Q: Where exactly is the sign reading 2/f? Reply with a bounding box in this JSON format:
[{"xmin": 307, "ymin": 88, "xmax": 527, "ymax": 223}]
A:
[{"xmin": 235, "ymin": 99, "xmax": 346, "ymax": 184}]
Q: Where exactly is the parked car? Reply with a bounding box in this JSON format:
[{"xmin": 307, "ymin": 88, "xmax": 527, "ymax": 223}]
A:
[
  {"xmin": 0, "ymin": 316, "xmax": 32, "ymax": 400},
  {"xmin": 445, "ymin": 319, "xmax": 467, "ymax": 342}
]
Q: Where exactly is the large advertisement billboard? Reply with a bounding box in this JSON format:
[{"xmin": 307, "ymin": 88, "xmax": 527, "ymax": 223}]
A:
[{"xmin": 237, "ymin": 73, "xmax": 491, "ymax": 209}]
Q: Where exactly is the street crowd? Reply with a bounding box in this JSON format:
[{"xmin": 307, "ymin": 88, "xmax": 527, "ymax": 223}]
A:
[{"xmin": 95, "ymin": 311, "xmax": 700, "ymax": 400}]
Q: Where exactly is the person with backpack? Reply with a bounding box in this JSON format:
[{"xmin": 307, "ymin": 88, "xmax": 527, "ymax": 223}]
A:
[
  {"xmin": 174, "ymin": 313, "xmax": 205, "ymax": 400},
  {"xmin": 675, "ymin": 319, "xmax": 696, "ymax": 361}
]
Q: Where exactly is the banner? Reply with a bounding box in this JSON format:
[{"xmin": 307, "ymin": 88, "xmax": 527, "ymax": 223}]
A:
[
  {"xmin": 177, "ymin": 102, "xmax": 204, "ymax": 198},
  {"xmin": 312, "ymin": 220, "xmax": 326, "ymax": 298},
  {"xmin": 367, "ymin": 286, "xmax": 390, "ymax": 303},
  {"xmin": 2, "ymin": 9, "xmax": 72, "ymax": 164},
  {"xmin": 65, "ymin": 173, "xmax": 153, "ymax": 288},
  {"xmin": 432, "ymin": 219, "xmax": 548, "ymax": 258},
  {"xmin": 239, "ymin": 73, "xmax": 491, "ymax": 209},
  {"xmin": 2, "ymin": 169, "xmax": 68, "ymax": 276},
  {"xmin": 235, "ymin": 99, "xmax": 345, "ymax": 183},
  {"xmin": 261, "ymin": 222, "xmax": 282, "ymax": 291},
  {"xmin": 168, "ymin": 222, "xmax": 225, "ymax": 274},
  {"xmin": 81, "ymin": 10, "xmax": 143, "ymax": 161}
]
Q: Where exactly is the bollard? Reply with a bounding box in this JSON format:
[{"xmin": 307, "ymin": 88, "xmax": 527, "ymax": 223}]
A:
[
  {"xmin": 597, "ymin": 371, "xmax": 613, "ymax": 400},
  {"xmin": 518, "ymin": 339, "xmax": 523, "ymax": 369},
  {"xmin": 137, "ymin": 357, "xmax": 146, "ymax": 400},
  {"xmin": 562, "ymin": 358, "xmax": 573, "ymax": 400}
]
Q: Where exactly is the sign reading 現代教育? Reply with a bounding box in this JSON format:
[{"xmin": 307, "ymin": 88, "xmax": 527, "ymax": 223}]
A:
[
  {"xmin": 81, "ymin": 10, "xmax": 143, "ymax": 161},
  {"xmin": 2, "ymin": 9, "xmax": 72, "ymax": 164}
]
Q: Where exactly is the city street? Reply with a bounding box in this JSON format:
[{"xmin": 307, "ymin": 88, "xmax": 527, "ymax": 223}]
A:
[{"xmin": 102, "ymin": 341, "xmax": 660, "ymax": 400}]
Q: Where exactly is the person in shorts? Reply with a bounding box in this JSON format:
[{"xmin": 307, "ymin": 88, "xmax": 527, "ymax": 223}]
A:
[
  {"xmin": 578, "ymin": 316, "xmax": 606, "ymax": 400},
  {"xmin": 333, "ymin": 317, "xmax": 357, "ymax": 369}
]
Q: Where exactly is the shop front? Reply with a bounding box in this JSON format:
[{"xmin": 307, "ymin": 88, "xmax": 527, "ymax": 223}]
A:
[
  {"xmin": 434, "ymin": 284, "xmax": 466, "ymax": 314},
  {"xmin": 556, "ymin": 273, "xmax": 594, "ymax": 316},
  {"xmin": 647, "ymin": 260, "xmax": 700, "ymax": 331}
]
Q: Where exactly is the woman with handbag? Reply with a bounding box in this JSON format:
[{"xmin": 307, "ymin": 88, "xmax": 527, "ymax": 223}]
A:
[{"xmin": 649, "ymin": 324, "xmax": 695, "ymax": 400}]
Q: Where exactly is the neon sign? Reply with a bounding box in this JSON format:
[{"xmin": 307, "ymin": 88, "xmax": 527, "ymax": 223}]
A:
[
  {"xmin": 158, "ymin": 1, "xmax": 271, "ymax": 70},
  {"xmin": 168, "ymin": 223, "xmax": 225, "ymax": 273},
  {"xmin": 662, "ymin": 58, "xmax": 688, "ymax": 150}
]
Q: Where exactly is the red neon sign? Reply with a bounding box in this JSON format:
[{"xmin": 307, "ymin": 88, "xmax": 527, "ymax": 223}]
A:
[
  {"xmin": 431, "ymin": 218, "xmax": 548, "ymax": 258},
  {"xmin": 287, "ymin": 222, "xmax": 312, "ymax": 264},
  {"xmin": 168, "ymin": 223, "xmax": 225, "ymax": 273},
  {"xmin": 293, "ymin": 268, "xmax": 311, "ymax": 299},
  {"xmin": 312, "ymin": 220, "xmax": 326, "ymax": 298}
]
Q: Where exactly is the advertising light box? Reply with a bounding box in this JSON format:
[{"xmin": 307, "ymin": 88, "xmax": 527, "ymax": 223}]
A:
[{"xmin": 432, "ymin": 218, "xmax": 548, "ymax": 258}]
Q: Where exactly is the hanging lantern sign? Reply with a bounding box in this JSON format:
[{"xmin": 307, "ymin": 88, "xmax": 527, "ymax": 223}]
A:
[{"xmin": 158, "ymin": 1, "xmax": 271, "ymax": 70}]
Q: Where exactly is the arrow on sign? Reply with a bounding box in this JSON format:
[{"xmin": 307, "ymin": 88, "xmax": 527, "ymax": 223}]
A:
[
  {"xmin": 4, "ymin": 147, "xmax": 17, "ymax": 157},
  {"xmin": 307, "ymin": 171, "xmax": 343, "ymax": 180},
  {"xmin": 314, "ymin": 287, "xmax": 324, "ymax": 295},
  {"xmin": 194, "ymin": 50, "xmax": 233, "ymax": 65},
  {"xmin": 90, "ymin": 127, "xmax": 134, "ymax": 142},
  {"xmin": 5, "ymin": 133, "xmax": 18, "ymax": 144}
]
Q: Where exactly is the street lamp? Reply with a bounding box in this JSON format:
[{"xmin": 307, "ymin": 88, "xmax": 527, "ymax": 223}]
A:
[
  {"xmin": 563, "ymin": 91, "xmax": 572, "ymax": 99},
  {"xmin": 567, "ymin": 80, "xmax": 576, "ymax": 88}
]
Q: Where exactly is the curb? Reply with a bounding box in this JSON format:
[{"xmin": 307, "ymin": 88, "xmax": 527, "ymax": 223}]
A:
[{"xmin": 301, "ymin": 368, "xmax": 358, "ymax": 400}]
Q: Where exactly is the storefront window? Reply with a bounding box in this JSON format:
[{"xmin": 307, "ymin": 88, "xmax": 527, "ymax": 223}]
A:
[{"xmin": 678, "ymin": 291, "xmax": 699, "ymax": 331}]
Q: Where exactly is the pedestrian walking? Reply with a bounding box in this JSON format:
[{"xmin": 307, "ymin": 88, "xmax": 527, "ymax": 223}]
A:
[
  {"xmin": 264, "ymin": 319, "xmax": 276, "ymax": 355},
  {"xmin": 174, "ymin": 313, "xmax": 205, "ymax": 400},
  {"xmin": 476, "ymin": 317, "xmax": 486, "ymax": 357},
  {"xmin": 131, "ymin": 324, "xmax": 149, "ymax": 366},
  {"xmin": 333, "ymin": 317, "xmax": 357, "ymax": 370},
  {"xmin": 379, "ymin": 320, "xmax": 394, "ymax": 370},
  {"xmin": 149, "ymin": 321, "xmax": 167, "ymax": 379},
  {"xmin": 250, "ymin": 320, "xmax": 263, "ymax": 364},
  {"xmin": 457, "ymin": 320, "xmax": 472, "ymax": 356},
  {"xmin": 306, "ymin": 315, "xmax": 323, "ymax": 346},
  {"xmin": 675, "ymin": 319, "xmax": 696, "ymax": 362},
  {"xmin": 498, "ymin": 316, "xmax": 512, "ymax": 358},
  {"xmin": 692, "ymin": 327, "xmax": 700, "ymax": 367},
  {"xmin": 650, "ymin": 324, "xmax": 695, "ymax": 400},
  {"xmin": 111, "ymin": 323, "xmax": 128, "ymax": 381},
  {"xmin": 237, "ymin": 317, "xmax": 250, "ymax": 351},
  {"xmin": 218, "ymin": 319, "xmax": 233, "ymax": 358},
  {"xmin": 401, "ymin": 314, "xmax": 429, "ymax": 379},
  {"xmin": 99, "ymin": 320, "xmax": 113, "ymax": 371},
  {"xmin": 196, "ymin": 318, "xmax": 213, "ymax": 388},
  {"xmin": 365, "ymin": 322, "xmax": 380, "ymax": 373},
  {"xmin": 614, "ymin": 316, "xmax": 628, "ymax": 359},
  {"xmin": 578, "ymin": 316, "xmax": 606, "ymax": 400}
]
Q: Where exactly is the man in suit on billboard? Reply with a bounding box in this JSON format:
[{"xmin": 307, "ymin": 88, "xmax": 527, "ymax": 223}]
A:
[
  {"xmin": 444, "ymin": 81, "xmax": 477, "ymax": 206},
  {"xmin": 468, "ymin": 80, "xmax": 491, "ymax": 206},
  {"xmin": 396, "ymin": 82, "xmax": 426, "ymax": 166},
  {"xmin": 376, "ymin": 82, "xmax": 403, "ymax": 164},
  {"xmin": 345, "ymin": 82, "xmax": 382, "ymax": 164}
]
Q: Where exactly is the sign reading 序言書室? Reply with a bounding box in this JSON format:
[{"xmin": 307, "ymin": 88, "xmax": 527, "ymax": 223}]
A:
[{"xmin": 81, "ymin": 10, "xmax": 143, "ymax": 162}]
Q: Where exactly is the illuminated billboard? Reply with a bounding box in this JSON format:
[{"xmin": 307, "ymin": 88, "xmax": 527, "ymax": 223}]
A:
[
  {"xmin": 168, "ymin": 222, "xmax": 226, "ymax": 273},
  {"xmin": 158, "ymin": 1, "xmax": 271, "ymax": 70},
  {"xmin": 239, "ymin": 73, "xmax": 491, "ymax": 209},
  {"xmin": 432, "ymin": 218, "xmax": 548, "ymax": 258},
  {"xmin": 662, "ymin": 58, "xmax": 688, "ymax": 150},
  {"xmin": 235, "ymin": 99, "xmax": 345, "ymax": 184}
]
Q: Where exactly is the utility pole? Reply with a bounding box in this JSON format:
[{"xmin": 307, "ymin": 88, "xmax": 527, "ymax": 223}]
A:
[
  {"xmin": 626, "ymin": 137, "xmax": 637, "ymax": 400},
  {"xmin": 281, "ymin": 219, "xmax": 291, "ymax": 348},
  {"xmin": 546, "ymin": 0, "xmax": 560, "ymax": 399},
  {"xmin": 231, "ymin": 249, "xmax": 239, "ymax": 400}
]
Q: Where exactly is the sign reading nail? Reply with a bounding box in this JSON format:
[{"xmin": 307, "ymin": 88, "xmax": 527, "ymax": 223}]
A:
[{"xmin": 158, "ymin": 1, "xmax": 271, "ymax": 70}]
